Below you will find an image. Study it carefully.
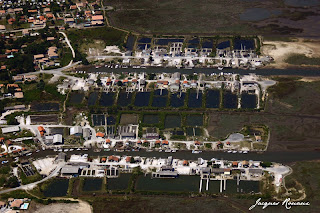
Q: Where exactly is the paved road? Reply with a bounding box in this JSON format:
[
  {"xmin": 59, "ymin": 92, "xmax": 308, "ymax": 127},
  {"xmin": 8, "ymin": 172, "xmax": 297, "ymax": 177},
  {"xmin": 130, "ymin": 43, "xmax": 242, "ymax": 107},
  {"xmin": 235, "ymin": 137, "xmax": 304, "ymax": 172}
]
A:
[{"xmin": 0, "ymin": 162, "xmax": 65, "ymax": 195}]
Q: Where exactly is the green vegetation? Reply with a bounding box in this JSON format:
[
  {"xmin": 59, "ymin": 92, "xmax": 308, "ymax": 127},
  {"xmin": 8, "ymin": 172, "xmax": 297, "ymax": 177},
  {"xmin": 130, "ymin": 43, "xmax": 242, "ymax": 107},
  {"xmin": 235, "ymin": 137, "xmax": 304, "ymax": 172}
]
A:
[
  {"xmin": 19, "ymin": 167, "xmax": 42, "ymax": 185},
  {"xmin": 0, "ymin": 166, "xmax": 11, "ymax": 174},
  {"xmin": 285, "ymin": 54, "xmax": 320, "ymax": 66},
  {"xmin": 68, "ymin": 26, "xmax": 126, "ymax": 47},
  {"xmin": 22, "ymin": 80, "xmax": 65, "ymax": 103},
  {"xmin": 61, "ymin": 48, "xmax": 73, "ymax": 67},
  {"xmin": 268, "ymin": 77, "xmax": 298, "ymax": 99},
  {"xmin": 105, "ymin": 0, "xmax": 294, "ymax": 35},
  {"xmin": 284, "ymin": 161, "xmax": 320, "ymax": 203}
]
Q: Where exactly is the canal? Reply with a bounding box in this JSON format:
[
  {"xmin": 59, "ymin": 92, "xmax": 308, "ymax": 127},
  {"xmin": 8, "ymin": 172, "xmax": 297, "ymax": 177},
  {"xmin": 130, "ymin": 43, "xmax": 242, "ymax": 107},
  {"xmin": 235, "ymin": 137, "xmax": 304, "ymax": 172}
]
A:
[
  {"xmin": 87, "ymin": 67, "xmax": 320, "ymax": 76},
  {"xmin": 32, "ymin": 149, "xmax": 320, "ymax": 164}
]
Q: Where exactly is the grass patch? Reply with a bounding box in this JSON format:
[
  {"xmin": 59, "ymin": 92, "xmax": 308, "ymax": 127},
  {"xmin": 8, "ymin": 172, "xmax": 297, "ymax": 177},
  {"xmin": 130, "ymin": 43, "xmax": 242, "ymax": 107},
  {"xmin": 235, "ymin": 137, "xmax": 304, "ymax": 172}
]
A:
[
  {"xmin": 284, "ymin": 161, "xmax": 320, "ymax": 205},
  {"xmin": 285, "ymin": 54, "xmax": 320, "ymax": 66},
  {"xmin": 61, "ymin": 48, "xmax": 73, "ymax": 67},
  {"xmin": 68, "ymin": 26, "xmax": 126, "ymax": 48},
  {"xmin": 19, "ymin": 167, "xmax": 42, "ymax": 185}
]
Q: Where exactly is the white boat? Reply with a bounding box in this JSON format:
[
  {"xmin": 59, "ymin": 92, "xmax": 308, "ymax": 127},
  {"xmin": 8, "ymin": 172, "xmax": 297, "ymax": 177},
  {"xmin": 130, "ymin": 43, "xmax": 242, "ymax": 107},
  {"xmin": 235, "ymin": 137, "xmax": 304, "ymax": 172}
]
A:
[
  {"xmin": 232, "ymin": 150, "xmax": 237, "ymax": 153},
  {"xmin": 165, "ymin": 149, "xmax": 171, "ymax": 153},
  {"xmin": 171, "ymin": 149, "xmax": 177, "ymax": 153},
  {"xmin": 218, "ymin": 66, "xmax": 224, "ymax": 70},
  {"xmin": 53, "ymin": 149, "xmax": 57, "ymax": 152},
  {"xmin": 69, "ymin": 149, "xmax": 74, "ymax": 152},
  {"xmin": 227, "ymin": 150, "xmax": 232, "ymax": 153},
  {"xmin": 146, "ymin": 149, "xmax": 153, "ymax": 152},
  {"xmin": 64, "ymin": 149, "xmax": 69, "ymax": 152},
  {"xmin": 238, "ymin": 151, "xmax": 242, "ymax": 153},
  {"xmin": 83, "ymin": 148, "xmax": 88, "ymax": 151},
  {"xmin": 192, "ymin": 150, "xmax": 202, "ymax": 154},
  {"xmin": 76, "ymin": 148, "xmax": 81, "ymax": 151},
  {"xmin": 58, "ymin": 149, "xmax": 63, "ymax": 152},
  {"xmin": 243, "ymin": 151, "xmax": 248, "ymax": 154},
  {"xmin": 159, "ymin": 149, "xmax": 163, "ymax": 152}
]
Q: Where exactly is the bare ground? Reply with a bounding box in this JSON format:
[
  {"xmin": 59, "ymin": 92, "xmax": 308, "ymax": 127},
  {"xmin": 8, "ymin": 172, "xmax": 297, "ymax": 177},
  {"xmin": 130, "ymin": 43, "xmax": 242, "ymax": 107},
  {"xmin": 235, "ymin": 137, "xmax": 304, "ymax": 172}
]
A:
[
  {"xmin": 262, "ymin": 39, "xmax": 320, "ymax": 68},
  {"xmin": 27, "ymin": 200, "xmax": 92, "ymax": 213}
]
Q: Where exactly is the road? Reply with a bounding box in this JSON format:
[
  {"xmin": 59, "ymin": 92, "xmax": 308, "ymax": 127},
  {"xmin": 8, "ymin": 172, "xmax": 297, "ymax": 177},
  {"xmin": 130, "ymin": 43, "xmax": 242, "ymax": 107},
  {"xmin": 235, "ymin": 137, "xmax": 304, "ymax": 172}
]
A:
[
  {"xmin": 59, "ymin": 31, "xmax": 76, "ymax": 59},
  {"xmin": 0, "ymin": 162, "xmax": 65, "ymax": 195},
  {"xmin": 26, "ymin": 61, "xmax": 82, "ymax": 80}
]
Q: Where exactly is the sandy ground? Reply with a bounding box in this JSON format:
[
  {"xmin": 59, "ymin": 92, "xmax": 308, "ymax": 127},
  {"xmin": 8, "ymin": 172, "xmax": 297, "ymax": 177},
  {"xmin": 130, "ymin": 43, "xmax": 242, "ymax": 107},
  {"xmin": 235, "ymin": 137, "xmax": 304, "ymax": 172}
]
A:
[
  {"xmin": 261, "ymin": 39, "xmax": 320, "ymax": 68},
  {"xmin": 299, "ymin": 77, "xmax": 320, "ymax": 82},
  {"xmin": 29, "ymin": 200, "xmax": 92, "ymax": 213},
  {"xmin": 32, "ymin": 158, "xmax": 56, "ymax": 176}
]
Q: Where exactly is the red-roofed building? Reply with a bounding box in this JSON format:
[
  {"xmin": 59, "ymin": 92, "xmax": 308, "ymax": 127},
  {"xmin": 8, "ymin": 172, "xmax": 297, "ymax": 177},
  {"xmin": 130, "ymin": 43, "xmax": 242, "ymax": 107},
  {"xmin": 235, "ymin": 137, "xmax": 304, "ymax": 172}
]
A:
[
  {"xmin": 92, "ymin": 15, "xmax": 104, "ymax": 21},
  {"xmin": 96, "ymin": 132, "xmax": 105, "ymax": 138},
  {"xmin": 162, "ymin": 140, "xmax": 169, "ymax": 145},
  {"xmin": 183, "ymin": 160, "xmax": 188, "ymax": 166},
  {"xmin": 125, "ymin": 156, "xmax": 131, "ymax": 163},
  {"xmin": 108, "ymin": 155, "xmax": 119, "ymax": 162}
]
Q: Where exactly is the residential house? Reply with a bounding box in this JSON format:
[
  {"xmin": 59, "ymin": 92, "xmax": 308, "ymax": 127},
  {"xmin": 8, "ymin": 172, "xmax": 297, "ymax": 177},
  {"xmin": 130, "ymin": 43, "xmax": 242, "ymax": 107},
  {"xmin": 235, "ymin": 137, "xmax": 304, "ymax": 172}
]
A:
[
  {"xmin": 48, "ymin": 46, "xmax": 58, "ymax": 59},
  {"xmin": 24, "ymin": 74, "xmax": 37, "ymax": 81},
  {"xmin": 53, "ymin": 134, "xmax": 63, "ymax": 145},
  {"xmin": 0, "ymin": 25, "xmax": 5, "ymax": 32},
  {"xmin": 14, "ymin": 92, "xmax": 24, "ymax": 99},
  {"xmin": 70, "ymin": 126, "xmax": 83, "ymax": 136},
  {"xmin": 64, "ymin": 18, "xmax": 75, "ymax": 25}
]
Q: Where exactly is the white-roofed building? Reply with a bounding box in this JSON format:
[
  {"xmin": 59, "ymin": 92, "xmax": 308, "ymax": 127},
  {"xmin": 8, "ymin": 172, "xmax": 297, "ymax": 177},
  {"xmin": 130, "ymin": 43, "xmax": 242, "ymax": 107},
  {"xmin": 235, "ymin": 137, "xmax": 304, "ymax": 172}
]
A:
[
  {"xmin": 70, "ymin": 126, "xmax": 83, "ymax": 136},
  {"xmin": 1, "ymin": 126, "xmax": 20, "ymax": 134},
  {"xmin": 53, "ymin": 134, "xmax": 63, "ymax": 144}
]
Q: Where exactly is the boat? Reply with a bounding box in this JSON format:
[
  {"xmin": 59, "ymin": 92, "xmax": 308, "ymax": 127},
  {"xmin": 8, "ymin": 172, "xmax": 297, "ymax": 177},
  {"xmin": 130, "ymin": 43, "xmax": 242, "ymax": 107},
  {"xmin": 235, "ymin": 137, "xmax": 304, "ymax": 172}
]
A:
[
  {"xmin": 159, "ymin": 149, "xmax": 163, "ymax": 152},
  {"xmin": 69, "ymin": 149, "xmax": 74, "ymax": 152},
  {"xmin": 146, "ymin": 149, "xmax": 153, "ymax": 152},
  {"xmin": 243, "ymin": 151, "xmax": 248, "ymax": 154},
  {"xmin": 192, "ymin": 150, "xmax": 202, "ymax": 154},
  {"xmin": 165, "ymin": 149, "xmax": 171, "ymax": 153},
  {"xmin": 238, "ymin": 151, "xmax": 243, "ymax": 153},
  {"xmin": 76, "ymin": 148, "xmax": 81, "ymax": 151},
  {"xmin": 171, "ymin": 149, "xmax": 177, "ymax": 153},
  {"xmin": 232, "ymin": 150, "xmax": 237, "ymax": 153},
  {"xmin": 64, "ymin": 149, "xmax": 69, "ymax": 152},
  {"xmin": 58, "ymin": 149, "xmax": 62, "ymax": 152},
  {"xmin": 53, "ymin": 149, "xmax": 57, "ymax": 152},
  {"xmin": 227, "ymin": 150, "xmax": 232, "ymax": 153},
  {"xmin": 218, "ymin": 66, "xmax": 224, "ymax": 70},
  {"xmin": 83, "ymin": 148, "xmax": 88, "ymax": 151},
  {"xmin": 93, "ymin": 149, "xmax": 101, "ymax": 152}
]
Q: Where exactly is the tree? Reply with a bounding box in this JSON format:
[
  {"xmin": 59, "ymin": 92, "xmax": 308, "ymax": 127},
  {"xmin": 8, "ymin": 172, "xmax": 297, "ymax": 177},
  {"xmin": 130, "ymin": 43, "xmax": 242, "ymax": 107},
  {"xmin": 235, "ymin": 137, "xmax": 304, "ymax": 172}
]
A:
[
  {"xmin": 117, "ymin": 81, "xmax": 123, "ymax": 87},
  {"xmin": 6, "ymin": 176, "xmax": 19, "ymax": 188}
]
